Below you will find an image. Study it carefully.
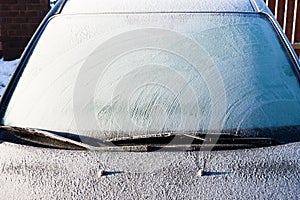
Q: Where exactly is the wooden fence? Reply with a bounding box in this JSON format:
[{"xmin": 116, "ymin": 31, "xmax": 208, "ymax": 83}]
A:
[{"xmin": 264, "ymin": 0, "xmax": 300, "ymax": 57}]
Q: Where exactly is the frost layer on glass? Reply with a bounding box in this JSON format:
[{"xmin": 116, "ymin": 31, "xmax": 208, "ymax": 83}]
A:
[
  {"xmin": 4, "ymin": 13, "xmax": 300, "ymax": 139},
  {"xmin": 62, "ymin": 0, "xmax": 254, "ymax": 14}
]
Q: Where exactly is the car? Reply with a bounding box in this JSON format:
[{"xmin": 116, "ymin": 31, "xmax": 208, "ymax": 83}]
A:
[{"xmin": 0, "ymin": 0, "xmax": 300, "ymax": 199}]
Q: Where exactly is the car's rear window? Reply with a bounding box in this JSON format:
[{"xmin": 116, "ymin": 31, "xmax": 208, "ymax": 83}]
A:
[{"xmin": 3, "ymin": 13, "xmax": 300, "ymax": 139}]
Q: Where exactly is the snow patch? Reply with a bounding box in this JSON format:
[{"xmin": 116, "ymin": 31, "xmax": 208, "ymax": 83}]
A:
[{"xmin": 0, "ymin": 58, "xmax": 19, "ymax": 97}]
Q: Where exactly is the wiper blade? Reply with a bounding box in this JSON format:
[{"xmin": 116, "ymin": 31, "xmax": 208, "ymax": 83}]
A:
[
  {"xmin": 0, "ymin": 126, "xmax": 158, "ymax": 152},
  {"xmin": 0, "ymin": 126, "xmax": 92, "ymax": 150}
]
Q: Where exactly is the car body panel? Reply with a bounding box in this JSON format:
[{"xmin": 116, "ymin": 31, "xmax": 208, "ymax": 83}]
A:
[{"xmin": 0, "ymin": 141, "xmax": 299, "ymax": 199}]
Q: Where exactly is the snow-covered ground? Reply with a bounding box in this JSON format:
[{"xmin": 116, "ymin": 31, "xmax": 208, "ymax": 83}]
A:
[{"xmin": 0, "ymin": 58, "xmax": 19, "ymax": 97}]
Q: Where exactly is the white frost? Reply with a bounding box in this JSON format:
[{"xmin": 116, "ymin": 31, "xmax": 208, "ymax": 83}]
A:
[
  {"xmin": 0, "ymin": 58, "xmax": 19, "ymax": 97},
  {"xmin": 62, "ymin": 0, "xmax": 254, "ymax": 14}
]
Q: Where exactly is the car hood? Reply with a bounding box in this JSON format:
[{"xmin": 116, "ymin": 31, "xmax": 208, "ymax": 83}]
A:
[{"xmin": 0, "ymin": 141, "xmax": 299, "ymax": 199}]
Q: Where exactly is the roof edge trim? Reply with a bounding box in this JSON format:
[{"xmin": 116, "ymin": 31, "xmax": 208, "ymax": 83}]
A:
[{"xmin": 249, "ymin": 0, "xmax": 260, "ymax": 11}]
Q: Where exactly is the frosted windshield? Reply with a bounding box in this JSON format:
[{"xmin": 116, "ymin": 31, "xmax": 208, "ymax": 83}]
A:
[{"xmin": 3, "ymin": 13, "xmax": 300, "ymax": 139}]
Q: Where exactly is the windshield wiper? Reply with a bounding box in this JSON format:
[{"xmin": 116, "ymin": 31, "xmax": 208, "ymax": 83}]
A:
[
  {"xmin": 105, "ymin": 132, "xmax": 280, "ymax": 151},
  {"xmin": 0, "ymin": 126, "xmax": 93, "ymax": 150},
  {"xmin": 0, "ymin": 126, "xmax": 157, "ymax": 152},
  {"xmin": 0, "ymin": 126, "xmax": 279, "ymax": 152}
]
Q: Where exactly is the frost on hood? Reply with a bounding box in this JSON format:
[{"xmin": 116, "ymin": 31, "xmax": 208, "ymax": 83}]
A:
[{"xmin": 4, "ymin": 13, "xmax": 300, "ymax": 139}]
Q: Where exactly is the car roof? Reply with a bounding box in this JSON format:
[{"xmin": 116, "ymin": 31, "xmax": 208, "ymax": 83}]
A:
[{"xmin": 60, "ymin": 0, "xmax": 271, "ymax": 14}]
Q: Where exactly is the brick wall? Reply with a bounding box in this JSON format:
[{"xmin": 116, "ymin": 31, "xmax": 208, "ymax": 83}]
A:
[{"xmin": 0, "ymin": 0, "xmax": 50, "ymax": 61}]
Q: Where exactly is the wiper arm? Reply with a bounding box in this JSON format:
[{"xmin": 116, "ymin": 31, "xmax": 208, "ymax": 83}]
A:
[{"xmin": 106, "ymin": 132, "xmax": 206, "ymax": 143}]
